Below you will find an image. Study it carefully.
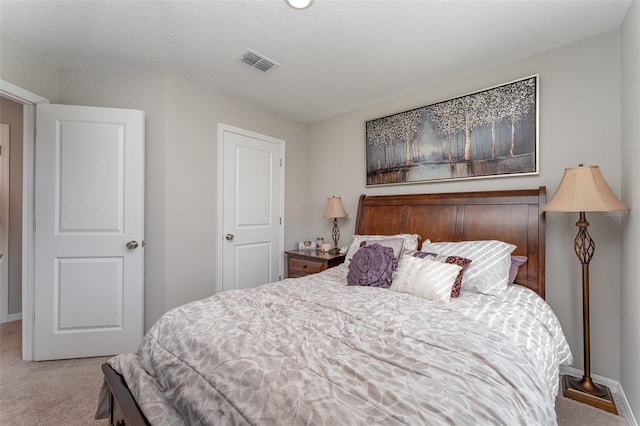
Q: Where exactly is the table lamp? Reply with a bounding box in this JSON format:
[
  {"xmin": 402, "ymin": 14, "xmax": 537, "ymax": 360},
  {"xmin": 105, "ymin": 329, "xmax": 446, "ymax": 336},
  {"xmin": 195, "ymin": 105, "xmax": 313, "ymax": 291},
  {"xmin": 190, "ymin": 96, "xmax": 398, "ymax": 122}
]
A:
[{"xmin": 323, "ymin": 196, "xmax": 348, "ymax": 252}]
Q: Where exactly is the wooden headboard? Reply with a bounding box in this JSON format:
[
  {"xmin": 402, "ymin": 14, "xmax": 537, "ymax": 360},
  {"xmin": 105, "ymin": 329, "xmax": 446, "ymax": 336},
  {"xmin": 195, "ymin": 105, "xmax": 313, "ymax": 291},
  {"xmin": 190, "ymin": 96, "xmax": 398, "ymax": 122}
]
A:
[{"xmin": 354, "ymin": 187, "xmax": 547, "ymax": 299}]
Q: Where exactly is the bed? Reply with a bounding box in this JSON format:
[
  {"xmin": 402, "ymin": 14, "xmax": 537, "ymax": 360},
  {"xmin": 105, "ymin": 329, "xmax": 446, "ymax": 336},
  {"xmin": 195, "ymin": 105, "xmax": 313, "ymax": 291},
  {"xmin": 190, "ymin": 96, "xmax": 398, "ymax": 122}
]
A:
[{"xmin": 96, "ymin": 187, "xmax": 572, "ymax": 425}]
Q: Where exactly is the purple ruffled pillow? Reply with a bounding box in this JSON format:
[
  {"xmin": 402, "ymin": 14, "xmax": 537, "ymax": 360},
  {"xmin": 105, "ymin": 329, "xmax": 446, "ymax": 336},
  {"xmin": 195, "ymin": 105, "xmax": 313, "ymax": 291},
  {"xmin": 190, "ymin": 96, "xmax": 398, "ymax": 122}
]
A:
[
  {"xmin": 347, "ymin": 243, "xmax": 398, "ymax": 288},
  {"xmin": 509, "ymin": 256, "xmax": 528, "ymax": 284}
]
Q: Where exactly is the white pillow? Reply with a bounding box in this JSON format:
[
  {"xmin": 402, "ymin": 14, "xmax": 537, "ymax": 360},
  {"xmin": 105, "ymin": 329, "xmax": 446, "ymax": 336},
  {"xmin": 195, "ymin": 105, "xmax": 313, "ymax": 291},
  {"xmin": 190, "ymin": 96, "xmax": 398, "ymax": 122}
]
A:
[
  {"xmin": 390, "ymin": 255, "xmax": 462, "ymax": 303},
  {"xmin": 344, "ymin": 234, "xmax": 421, "ymax": 266},
  {"xmin": 420, "ymin": 240, "xmax": 516, "ymax": 296}
]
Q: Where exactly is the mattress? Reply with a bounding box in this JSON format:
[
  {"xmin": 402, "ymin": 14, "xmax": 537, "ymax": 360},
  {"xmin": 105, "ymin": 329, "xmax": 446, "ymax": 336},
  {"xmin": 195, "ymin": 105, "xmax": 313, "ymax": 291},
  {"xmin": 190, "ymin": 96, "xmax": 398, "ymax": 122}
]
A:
[{"xmin": 100, "ymin": 264, "xmax": 572, "ymax": 425}]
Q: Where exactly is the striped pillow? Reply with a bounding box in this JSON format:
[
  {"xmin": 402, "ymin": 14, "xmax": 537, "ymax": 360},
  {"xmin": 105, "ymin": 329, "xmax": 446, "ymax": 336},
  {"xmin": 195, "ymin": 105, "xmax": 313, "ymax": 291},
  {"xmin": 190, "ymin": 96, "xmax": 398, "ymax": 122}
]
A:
[{"xmin": 420, "ymin": 240, "xmax": 516, "ymax": 296}]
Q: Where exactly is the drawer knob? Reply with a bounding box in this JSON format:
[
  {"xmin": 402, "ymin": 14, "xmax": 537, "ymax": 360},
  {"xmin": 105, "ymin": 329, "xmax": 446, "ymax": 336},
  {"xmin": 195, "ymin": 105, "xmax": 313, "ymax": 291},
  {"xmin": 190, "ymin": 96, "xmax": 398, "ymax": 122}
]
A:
[{"xmin": 302, "ymin": 264, "xmax": 307, "ymax": 269}]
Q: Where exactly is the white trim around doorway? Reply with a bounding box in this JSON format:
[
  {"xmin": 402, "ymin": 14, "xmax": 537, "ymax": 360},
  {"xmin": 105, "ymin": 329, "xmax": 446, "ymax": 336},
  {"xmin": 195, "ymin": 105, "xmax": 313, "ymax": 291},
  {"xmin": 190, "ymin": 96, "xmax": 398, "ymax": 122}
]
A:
[{"xmin": 0, "ymin": 79, "xmax": 49, "ymax": 360}]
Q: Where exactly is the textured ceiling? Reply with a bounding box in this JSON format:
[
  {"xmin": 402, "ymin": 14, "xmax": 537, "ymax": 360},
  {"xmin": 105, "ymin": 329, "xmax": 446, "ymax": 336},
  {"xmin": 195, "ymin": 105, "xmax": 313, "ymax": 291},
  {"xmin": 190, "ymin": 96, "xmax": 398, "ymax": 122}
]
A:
[{"xmin": 0, "ymin": 0, "xmax": 632, "ymax": 123}]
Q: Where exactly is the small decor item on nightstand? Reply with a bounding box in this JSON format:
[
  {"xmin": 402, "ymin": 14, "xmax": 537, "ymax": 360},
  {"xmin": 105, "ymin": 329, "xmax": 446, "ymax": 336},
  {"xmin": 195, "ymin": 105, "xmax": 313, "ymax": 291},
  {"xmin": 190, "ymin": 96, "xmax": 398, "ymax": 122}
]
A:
[
  {"xmin": 298, "ymin": 240, "xmax": 315, "ymax": 251},
  {"xmin": 323, "ymin": 196, "xmax": 348, "ymax": 252},
  {"xmin": 316, "ymin": 237, "xmax": 324, "ymax": 250}
]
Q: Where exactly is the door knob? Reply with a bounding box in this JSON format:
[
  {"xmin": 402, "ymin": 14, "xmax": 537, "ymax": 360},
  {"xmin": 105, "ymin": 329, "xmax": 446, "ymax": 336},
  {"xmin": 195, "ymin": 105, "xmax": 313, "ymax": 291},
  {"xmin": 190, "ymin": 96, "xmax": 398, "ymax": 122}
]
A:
[
  {"xmin": 126, "ymin": 240, "xmax": 139, "ymax": 249},
  {"xmin": 225, "ymin": 234, "xmax": 235, "ymax": 241}
]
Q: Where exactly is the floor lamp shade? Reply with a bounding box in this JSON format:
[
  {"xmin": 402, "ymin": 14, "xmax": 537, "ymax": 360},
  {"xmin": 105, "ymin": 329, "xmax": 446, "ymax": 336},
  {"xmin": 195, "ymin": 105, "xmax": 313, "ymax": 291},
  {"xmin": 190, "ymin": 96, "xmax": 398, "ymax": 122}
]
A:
[
  {"xmin": 323, "ymin": 196, "xmax": 348, "ymax": 250},
  {"xmin": 543, "ymin": 165, "xmax": 628, "ymax": 213},
  {"xmin": 543, "ymin": 164, "xmax": 628, "ymax": 414}
]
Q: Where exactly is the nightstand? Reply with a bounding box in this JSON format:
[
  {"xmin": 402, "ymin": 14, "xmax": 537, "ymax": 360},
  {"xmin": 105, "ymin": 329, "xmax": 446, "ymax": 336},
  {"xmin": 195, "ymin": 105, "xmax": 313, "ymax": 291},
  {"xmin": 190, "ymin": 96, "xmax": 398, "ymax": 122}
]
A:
[{"xmin": 285, "ymin": 250, "xmax": 346, "ymax": 278}]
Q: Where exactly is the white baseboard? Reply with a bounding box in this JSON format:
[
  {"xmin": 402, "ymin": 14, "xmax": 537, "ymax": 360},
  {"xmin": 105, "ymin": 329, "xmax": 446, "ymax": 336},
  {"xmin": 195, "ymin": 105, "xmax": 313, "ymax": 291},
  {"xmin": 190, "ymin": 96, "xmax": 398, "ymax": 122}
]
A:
[
  {"xmin": 560, "ymin": 366, "xmax": 638, "ymax": 426},
  {"xmin": 3, "ymin": 312, "xmax": 21, "ymax": 323}
]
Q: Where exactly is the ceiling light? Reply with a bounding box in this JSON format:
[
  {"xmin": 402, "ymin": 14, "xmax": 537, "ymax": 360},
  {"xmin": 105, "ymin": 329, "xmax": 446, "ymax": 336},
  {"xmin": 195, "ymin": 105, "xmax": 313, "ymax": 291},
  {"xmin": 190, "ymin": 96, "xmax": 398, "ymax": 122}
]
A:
[{"xmin": 285, "ymin": 0, "xmax": 314, "ymax": 10}]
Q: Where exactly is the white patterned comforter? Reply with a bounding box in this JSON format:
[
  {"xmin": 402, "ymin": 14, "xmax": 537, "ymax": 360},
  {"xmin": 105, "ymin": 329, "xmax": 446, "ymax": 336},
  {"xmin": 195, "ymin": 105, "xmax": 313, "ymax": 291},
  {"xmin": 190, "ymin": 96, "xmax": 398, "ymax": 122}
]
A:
[{"xmin": 100, "ymin": 265, "xmax": 572, "ymax": 425}]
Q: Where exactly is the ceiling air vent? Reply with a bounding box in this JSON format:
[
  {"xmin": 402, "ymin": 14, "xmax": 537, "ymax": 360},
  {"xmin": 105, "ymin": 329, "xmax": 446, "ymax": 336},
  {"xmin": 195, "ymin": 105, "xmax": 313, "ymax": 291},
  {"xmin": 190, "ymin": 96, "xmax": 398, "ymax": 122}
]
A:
[{"xmin": 238, "ymin": 49, "xmax": 279, "ymax": 73}]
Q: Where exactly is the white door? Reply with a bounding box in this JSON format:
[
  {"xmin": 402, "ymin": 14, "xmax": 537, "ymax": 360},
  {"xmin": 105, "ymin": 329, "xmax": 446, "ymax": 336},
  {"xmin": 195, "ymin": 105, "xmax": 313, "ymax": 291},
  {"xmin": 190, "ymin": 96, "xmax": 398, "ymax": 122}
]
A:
[
  {"xmin": 219, "ymin": 125, "xmax": 284, "ymax": 292},
  {"xmin": 34, "ymin": 104, "xmax": 144, "ymax": 360}
]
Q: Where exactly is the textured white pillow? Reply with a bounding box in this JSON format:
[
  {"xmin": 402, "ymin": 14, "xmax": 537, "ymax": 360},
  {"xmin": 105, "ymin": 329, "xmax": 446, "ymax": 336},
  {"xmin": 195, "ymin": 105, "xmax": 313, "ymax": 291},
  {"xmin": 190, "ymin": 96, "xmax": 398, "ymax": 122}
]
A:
[
  {"xmin": 390, "ymin": 255, "xmax": 462, "ymax": 303},
  {"xmin": 421, "ymin": 240, "xmax": 516, "ymax": 296},
  {"xmin": 344, "ymin": 234, "xmax": 421, "ymax": 266}
]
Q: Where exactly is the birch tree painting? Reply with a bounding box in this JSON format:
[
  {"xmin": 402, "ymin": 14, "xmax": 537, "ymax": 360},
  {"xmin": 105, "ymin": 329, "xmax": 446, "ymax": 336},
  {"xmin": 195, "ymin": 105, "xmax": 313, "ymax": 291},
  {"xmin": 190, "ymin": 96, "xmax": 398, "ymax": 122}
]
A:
[{"xmin": 366, "ymin": 76, "xmax": 538, "ymax": 186}]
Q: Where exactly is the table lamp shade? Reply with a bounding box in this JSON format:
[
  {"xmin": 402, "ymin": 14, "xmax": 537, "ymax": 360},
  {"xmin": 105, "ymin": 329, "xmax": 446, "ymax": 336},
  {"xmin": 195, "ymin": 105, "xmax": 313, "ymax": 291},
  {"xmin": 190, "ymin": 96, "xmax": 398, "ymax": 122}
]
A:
[
  {"xmin": 543, "ymin": 165, "xmax": 628, "ymax": 213},
  {"xmin": 323, "ymin": 197, "xmax": 348, "ymax": 219}
]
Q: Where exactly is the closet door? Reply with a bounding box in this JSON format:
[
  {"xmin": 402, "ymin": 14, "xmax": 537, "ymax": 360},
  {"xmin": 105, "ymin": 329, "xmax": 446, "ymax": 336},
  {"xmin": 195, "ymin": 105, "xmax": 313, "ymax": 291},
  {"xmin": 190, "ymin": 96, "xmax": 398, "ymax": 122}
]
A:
[{"xmin": 219, "ymin": 124, "xmax": 284, "ymax": 292}]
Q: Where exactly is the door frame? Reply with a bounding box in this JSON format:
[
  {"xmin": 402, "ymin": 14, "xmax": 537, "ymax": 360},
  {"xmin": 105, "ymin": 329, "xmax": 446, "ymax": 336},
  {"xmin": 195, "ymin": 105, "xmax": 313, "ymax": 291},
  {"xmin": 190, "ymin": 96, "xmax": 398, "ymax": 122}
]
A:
[
  {"xmin": 1, "ymin": 124, "xmax": 9, "ymax": 323},
  {"xmin": 0, "ymin": 79, "xmax": 49, "ymax": 360},
  {"xmin": 216, "ymin": 123, "xmax": 285, "ymax": 294}
]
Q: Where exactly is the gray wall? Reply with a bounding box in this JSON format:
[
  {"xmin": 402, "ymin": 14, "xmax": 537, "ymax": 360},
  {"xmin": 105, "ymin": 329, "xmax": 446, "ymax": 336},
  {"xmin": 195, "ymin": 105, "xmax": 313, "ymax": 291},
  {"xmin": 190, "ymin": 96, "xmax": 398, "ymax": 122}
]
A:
[
  {"xmin": 0, "ymin": 35, "xmax": 59, "ymax": 103},
  {"xmin": 307, "ymin": 30, "xmax": 625, "ymax": 382},
  {"xmin": 57, "ymin": 69, "xmax": 308, "ymax": 329},
  {"xmin": 0, "ymin": 36, "xmax": 310, "ymax": 332},
  {"xmin": 621, "ymin": 0, "xmax": 640, "ymax": 418}
]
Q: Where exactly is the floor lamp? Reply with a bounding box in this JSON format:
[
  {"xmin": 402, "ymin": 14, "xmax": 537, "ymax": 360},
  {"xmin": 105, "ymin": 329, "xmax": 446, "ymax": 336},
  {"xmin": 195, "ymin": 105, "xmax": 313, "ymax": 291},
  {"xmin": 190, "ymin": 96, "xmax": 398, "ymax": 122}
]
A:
[{"xmin": 543, "ymin": 164, "xmax": 628, "ymax": 414}]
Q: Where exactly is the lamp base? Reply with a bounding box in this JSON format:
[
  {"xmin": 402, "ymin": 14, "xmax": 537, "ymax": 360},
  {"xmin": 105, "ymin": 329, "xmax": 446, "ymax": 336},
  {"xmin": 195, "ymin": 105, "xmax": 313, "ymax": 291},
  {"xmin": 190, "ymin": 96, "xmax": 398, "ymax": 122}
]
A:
[{"xmin": 562, "ymin": 375, "xmax": 618, "ymax": 415}]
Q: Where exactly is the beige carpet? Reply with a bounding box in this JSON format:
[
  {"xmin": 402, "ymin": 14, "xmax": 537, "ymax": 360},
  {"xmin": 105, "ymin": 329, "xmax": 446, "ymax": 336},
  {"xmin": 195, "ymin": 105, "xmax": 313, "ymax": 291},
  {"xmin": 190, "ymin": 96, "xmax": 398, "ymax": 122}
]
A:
[
  {"xmin": 0, "ymin": 320, "xmax": 109, "ymax": 425},
  {"xmin": 556, "ymin": 390, "xmax": 629, "ymax": 426},
  {"xmin": 0, "ymin": 320, "xmax": 632, "ymax": 425}
]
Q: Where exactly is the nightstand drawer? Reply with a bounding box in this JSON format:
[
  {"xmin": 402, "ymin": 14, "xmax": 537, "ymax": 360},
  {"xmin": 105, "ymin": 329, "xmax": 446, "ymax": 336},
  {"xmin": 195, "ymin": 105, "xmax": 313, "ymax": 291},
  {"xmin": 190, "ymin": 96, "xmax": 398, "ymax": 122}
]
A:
[
  {"xmin": 288, "ymin": 257, "xmax": 324, "ymax": 275},
  {"xmin": 285, "ymin": 250, "xmax": 346, "ymax": 278}
]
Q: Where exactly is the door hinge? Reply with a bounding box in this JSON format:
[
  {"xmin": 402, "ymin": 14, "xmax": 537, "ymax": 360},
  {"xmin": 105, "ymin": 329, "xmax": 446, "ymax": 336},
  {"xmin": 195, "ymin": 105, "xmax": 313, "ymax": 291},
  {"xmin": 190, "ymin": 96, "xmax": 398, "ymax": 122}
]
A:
[
  {"xmin": 280, "ymin": 217, "xmax": 282, "ymax": 225},
  {"xmin": 280, "ymin": 158, "xmax": 283, "ymax": 167}
]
